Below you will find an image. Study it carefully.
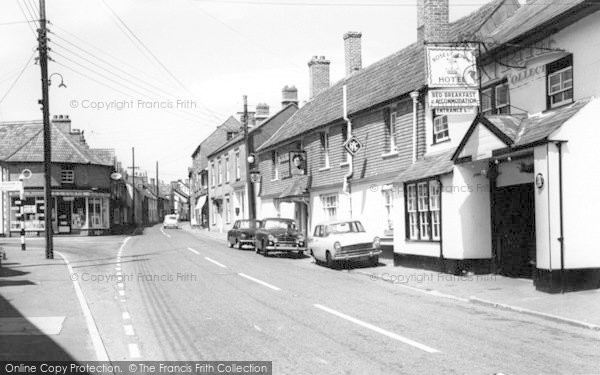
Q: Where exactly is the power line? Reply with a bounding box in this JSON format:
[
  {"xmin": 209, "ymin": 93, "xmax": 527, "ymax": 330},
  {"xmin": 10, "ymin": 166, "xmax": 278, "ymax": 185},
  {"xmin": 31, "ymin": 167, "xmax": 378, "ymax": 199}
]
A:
[
  {"xmin": 15, "ymin": 0, "xmax": 37, "ymax": 37},
  {"xmin": 193, "ymin": 0, "xmax": 585, "ymax": 6},
  {"xmin": 0, "ymin": 19, "xmax": 38, "ymax": 26},
  {"xmin": 101, "ymin": 0, "xmax": 225, "ymax": 122},
  {"xmin": 0, "ymin": 51, "xmax": 36, "ymax": 105}
]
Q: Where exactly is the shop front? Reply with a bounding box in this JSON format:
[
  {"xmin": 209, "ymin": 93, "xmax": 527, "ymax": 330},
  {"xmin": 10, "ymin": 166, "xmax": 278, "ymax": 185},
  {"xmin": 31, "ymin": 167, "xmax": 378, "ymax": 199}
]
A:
[{"xmin": 8, "ymin": 190, "xmax": 110, "ymax": 236}]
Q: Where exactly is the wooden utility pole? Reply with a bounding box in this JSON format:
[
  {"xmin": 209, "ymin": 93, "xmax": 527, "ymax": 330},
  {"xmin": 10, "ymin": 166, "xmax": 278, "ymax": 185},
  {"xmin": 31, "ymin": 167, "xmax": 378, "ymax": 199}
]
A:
[
  {"xmin": 243, "ymin": 95, "xmax": 256, "ymax": 220},
  {"xmin": 129, "ymin": 147, "xmax": 137, "ymax": 225},
  {"xmin": 38, "ymin": 0, "xmax": 53, "ymax": 259}
]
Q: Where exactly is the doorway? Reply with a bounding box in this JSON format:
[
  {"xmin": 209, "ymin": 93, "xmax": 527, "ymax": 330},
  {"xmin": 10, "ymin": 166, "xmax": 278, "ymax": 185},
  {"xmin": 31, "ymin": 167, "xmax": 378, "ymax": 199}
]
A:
[
  {"xmin": 493, "ymin": 183, "xmax": 536, "ymax": 278},
  {"xmin": 57, "ymin": 198, "xmax": 72, "ymax": 234}
]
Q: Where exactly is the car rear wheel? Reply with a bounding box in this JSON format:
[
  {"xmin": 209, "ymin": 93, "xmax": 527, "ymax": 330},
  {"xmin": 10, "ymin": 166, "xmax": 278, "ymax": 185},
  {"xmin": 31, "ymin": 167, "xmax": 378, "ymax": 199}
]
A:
[
  {"xmin": 228, "ymin": 237, "xmax": 234, "ymax": 248},
  {"xmin": 370, "ymin": 256, "xmax": 379, "ymax": 267}
]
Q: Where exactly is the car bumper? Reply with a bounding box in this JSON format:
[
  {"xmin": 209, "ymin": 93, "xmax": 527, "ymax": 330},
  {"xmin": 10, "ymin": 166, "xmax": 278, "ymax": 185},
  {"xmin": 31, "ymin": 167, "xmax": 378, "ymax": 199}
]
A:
[
  {"xmin": 265, "ymin": 244, "xmax": 306, "ymax": 251},
  {"xmin": 238, "ymin": 240, "xmax": 255, "ymax": 246},
  {"xmin": 333, "ymin": 249, "xmax": 382, "ymax": 261}
]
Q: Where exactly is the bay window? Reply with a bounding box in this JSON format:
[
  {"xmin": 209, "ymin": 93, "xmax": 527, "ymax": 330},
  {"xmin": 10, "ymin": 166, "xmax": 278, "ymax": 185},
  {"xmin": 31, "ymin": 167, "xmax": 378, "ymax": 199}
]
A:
[{"xmin": 405, "ymin": 179, "xmax": 441, "ymax": 241}]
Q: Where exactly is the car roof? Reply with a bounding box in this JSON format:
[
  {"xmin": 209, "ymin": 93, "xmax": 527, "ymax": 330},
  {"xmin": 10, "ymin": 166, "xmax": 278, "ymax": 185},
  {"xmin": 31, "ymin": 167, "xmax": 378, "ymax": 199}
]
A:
[
  {"xmin": 237, "ymin": 219, "xmax": 262, "ymax": 222},
  {"xmin": 315, "ymin": 220, "xmax": 363, "ymax": 226},
  {"xmin": 261, "ymin": 217, "xmax": 295, "ymax": 222}
]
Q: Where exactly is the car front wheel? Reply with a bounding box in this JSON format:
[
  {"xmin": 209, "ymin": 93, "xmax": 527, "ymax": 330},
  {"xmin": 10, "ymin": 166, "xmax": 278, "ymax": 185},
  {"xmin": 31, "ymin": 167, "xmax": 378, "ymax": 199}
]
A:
[
  {"xmin": 370, "ymin": 256, "xmax": 379, "ymax": 267},
  {"xmin": 326, "ymin": 251, "xmax": 336, "ymax": 269}
]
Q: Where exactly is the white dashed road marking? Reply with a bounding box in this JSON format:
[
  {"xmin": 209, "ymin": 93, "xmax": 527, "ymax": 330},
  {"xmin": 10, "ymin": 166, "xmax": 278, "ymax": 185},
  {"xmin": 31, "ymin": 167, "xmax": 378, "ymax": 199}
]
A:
[
  {"xmin": 124, "ymin": 325, "xmax": 135, "ymax": 336},
  {"xmin": 128, "ymin": 343, "xmax": 141, "ymax": 358},
  {"xmin": 238, "ymin": 273, "xmax": 281, "ymax": 291},
  {"xmin": 313, "ymin": 304, "xmax": 440, "ymax": 354},
  {"xmin": 160, "ymin": 227, "xmax": 172, "ymax": 238},
  {"xmin": 204, "ymin": 257, "xmax": 227, "ymax": 268},
  {"xmin": 122, "ymin": 312, "xmax": 131, "ymax": 320},
  {"xmin": 187, "ymin": 247, "xmax": 200, "ymax": 255}
]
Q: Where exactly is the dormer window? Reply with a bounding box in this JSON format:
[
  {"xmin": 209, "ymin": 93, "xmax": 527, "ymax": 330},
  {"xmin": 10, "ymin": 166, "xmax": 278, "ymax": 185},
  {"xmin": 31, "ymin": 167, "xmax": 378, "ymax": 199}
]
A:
[{"xmin": 61, "ymin": 169, "xmax": 74, "ymax": 184}]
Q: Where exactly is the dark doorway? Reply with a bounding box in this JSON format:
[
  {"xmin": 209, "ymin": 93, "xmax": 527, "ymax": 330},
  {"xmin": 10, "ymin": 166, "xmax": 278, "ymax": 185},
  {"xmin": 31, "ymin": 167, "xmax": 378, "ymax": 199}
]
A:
[
  {"xmin": 493, "ymin": 183, "xmax": 536, "ymax": 278},
  {"xmin": 56, "ymin": 198, "xmax": 72, "ymax": 234}
]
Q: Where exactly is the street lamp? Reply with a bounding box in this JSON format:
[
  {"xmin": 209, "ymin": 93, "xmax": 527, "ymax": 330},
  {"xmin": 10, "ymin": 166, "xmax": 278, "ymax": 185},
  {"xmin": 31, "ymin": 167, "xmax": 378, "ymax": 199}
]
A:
[{"xmin": 247, "ymin": 153, "xmax": 256, "ymax": 165}]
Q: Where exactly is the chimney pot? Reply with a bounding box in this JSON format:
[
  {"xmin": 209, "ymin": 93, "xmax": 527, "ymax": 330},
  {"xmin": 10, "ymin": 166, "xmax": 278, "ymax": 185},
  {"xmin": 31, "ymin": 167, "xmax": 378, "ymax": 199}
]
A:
[
  {"xmin": 308, "ymin": 56, "xmax": 331, "ymax": 99},
  {"xmin": 282, "ymin": 85, "xmax": 299, "ymax": 107}
]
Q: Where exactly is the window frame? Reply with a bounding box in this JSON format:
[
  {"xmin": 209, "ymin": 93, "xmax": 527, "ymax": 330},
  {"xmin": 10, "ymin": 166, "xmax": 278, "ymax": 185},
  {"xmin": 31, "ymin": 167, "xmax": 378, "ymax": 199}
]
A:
[
  {"xmin": 388, "ymin": 111, "xmax": 397, "ymax": 152},
  {"xmin": 480, "ymin": 80, "xmax": 510, "ymax": 116},
  {"xmin": 383, "ymin": 189, "xmax": 394, "ymax": 231},
  {"xmin": 217, "ymin": 158, "xmax": 222, "ymax": 186},
  {"xmin": 433, "ymin": 113, "xmax": 449, "ymax": 144},
  {"xmin": 235, "ymin": 151, "xmax": 241, "ymax": 180},
  {"xmin": 225, "ymin": 156, "xmax": 230, "ymax": 183},
  {"xmin": 404, "ymin": 178, "xmax": 442, "ymax": 242},
  {"xmin": 225, "ymin": 195, "xmax": 231, "ymax": 224},
  {"xmin": 61, "ymin": 169, "xmax": 74, "ymax": 184},
  {"xmin": 271, "ymin": 150, "xmax": 279, "ymax": 180},
  {"xmin": 320, "ymin": 130, "xmax": 330, "ymax": 169},
  {"xmin": 320, "ymin": 193, "xmax": 338, "ymax": 221},
  {"xmin": 547, "ymin": 66, "xmax": 573, "ymax": 108}
]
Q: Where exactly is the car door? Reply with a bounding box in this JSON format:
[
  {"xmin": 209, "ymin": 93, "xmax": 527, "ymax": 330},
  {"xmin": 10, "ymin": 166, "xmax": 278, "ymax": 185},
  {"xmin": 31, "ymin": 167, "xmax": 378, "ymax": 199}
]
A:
[{"xmin": 311, "ymin": 226, "xmax": 324, "ymax": 260}]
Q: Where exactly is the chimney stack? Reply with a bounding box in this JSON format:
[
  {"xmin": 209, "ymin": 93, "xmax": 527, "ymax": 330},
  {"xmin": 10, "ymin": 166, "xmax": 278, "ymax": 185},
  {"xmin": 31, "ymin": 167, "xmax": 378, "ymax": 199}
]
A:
[
  {"xmin": 308, "ymin": 56, "xmax": 330, "ymax": 100},
  {"xmin": 417, "ymin": 0, "xmax": 449, "ymax": 45},
  {"xmin": 343, "ymin": 31, "xmax": 362, "ymax": 76},
  {"xmin": 255, "ymin": 103, "xmax": 270, "ymax": 125},
  {"xmin": 52, "ymin": 114, "xmax": 72, "ymax": 133},
  {"xmin": 282, "ymin": 85, "xmax": 299, "ymax": 107}
]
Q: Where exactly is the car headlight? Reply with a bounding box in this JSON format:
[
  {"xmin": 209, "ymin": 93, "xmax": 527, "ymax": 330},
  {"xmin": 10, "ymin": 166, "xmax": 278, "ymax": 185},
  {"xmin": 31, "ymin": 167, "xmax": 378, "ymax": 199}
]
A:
[
  {"xmin": 268, "ymin": 234, "xmax": 277, "ymax": 243},
  {"xmin": 373, "ymin": 236, "xmax": 381, "ymax": 249},
  {"xmin": 334, "ymin": 241, "xmax": 341, "ymax": 253},
  {"xmin": 297, "ymin": 234, "xmax": 305, "ymax": 242}
]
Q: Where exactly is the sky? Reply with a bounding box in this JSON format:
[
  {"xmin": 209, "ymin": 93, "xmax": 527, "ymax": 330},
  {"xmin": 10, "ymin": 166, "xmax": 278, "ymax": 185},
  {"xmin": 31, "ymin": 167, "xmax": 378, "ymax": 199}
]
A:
[{"xmin": 0, "ymin": 0, "xmax": 511, "ymax": 182}]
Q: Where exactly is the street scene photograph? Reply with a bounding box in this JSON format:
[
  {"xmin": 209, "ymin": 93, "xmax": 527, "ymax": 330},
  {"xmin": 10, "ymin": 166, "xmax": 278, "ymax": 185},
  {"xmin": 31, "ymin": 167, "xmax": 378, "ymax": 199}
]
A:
[{"xmin": 1, "ymin": 0, "xmax": 600, "ymax": 374}]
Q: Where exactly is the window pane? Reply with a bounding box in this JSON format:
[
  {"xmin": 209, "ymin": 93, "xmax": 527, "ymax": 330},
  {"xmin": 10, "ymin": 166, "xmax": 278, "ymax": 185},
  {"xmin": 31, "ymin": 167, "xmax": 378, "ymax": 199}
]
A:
[{"xmin": 495, "ymin": 84, "xmax": 509, "ymax": 106}]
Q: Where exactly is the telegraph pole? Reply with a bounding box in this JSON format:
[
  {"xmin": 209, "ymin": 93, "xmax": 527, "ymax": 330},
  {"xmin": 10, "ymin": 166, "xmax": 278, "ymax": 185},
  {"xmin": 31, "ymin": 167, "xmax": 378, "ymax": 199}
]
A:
[
  {"xmin": 38, "ymin": 0, "xmax": 53, "ymax": 259},
  {"xmin": 130, "ymin": 147, "xmax": 136, "ymax": 225},
  {"xmin": 243, "ymin": 95, "xmax": 256, "ymax": 220}
]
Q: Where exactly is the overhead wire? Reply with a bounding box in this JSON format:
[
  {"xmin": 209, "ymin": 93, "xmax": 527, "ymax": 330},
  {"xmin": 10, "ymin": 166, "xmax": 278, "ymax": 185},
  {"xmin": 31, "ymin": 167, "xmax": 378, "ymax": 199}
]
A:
[
  {"xmin": 16, "ymin": 0, "xmax": 38, "ymax": 38},
  {"xmin": 0, "ymin": 51, "xmax": 36, "ymax": 105}
]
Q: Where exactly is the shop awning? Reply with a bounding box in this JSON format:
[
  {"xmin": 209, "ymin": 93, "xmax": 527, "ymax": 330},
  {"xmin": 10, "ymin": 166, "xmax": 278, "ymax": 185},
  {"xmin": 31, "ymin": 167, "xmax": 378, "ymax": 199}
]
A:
[
  {"xmin": 279, "ymin": 176, "xmax": 309, "ymax": 201},
  {"xmin": 392, "ymin": 149, "xmax": 455, "ymax": 184},
  {"xmin": 195, "ymin": 195, "xmax": 207, "ymax": 210}
]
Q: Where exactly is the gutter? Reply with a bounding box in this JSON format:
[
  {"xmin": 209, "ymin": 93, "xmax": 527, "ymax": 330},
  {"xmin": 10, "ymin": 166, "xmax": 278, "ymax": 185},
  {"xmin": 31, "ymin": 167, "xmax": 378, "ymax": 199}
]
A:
[
  {"xmin": 410, "ymin": 91, "xmax": 420, "ymax": 164},
  {"xmin": 342, "ymin": 84, "xmax": 353, "ymax": 219}
]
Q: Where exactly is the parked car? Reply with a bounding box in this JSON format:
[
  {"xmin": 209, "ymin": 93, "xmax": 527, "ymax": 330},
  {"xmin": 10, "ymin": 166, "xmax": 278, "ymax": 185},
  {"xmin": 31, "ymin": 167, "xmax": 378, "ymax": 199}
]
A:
[
  {"xmin": 254, "ymin": 218, "xmax": 306, "ymax": 257},
  {"xmin": 163, "ymin": 214, "xmax": 179, "ymax": 229},
  {"xmin": 227, "ymin": 219, "xmax": 262, "ymax": 249},
  {"xmin": 309, "ymin": 220, "xmax": 381, "ymax": 268}
]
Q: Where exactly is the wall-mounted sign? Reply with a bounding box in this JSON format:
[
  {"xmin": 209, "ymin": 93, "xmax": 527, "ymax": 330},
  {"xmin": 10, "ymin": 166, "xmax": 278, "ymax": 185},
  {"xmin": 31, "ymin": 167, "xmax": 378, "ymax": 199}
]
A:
[
  {"xmin": 249, "ymin": 170, "xmax": 261, "ymax": 184},
  {"xmin": 436, "ymin": 107, "xmax": 476, "ymax": 115},
  {"xmin": 343, "ymin": 136, "xmax": 363, "ymax": 156},
  {"xmin": 426, "ymin": 46, "xmax": 478, "ymax": 88},
  {"xmin": 110, "ymin": 172, "xmax": 122, "ymax": 181},
  {"xmin": 428, "ymin": 89, "xmax": 479, "ymax": 108},
  {"xmin": 289, "ymin": 151, "xmax": 306, "ymax": 176},
  {"xmin": 535, "ymin": 173, "xmax": 544, "ymax": 189},
  {"xmin": 0, "ymin": 181, "xmax": 23, "ymax": 192}
]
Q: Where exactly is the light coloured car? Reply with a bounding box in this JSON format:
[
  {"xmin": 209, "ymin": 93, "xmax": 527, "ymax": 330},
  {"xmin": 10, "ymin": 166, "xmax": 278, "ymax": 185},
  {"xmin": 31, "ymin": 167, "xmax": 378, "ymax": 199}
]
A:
[
  {"xmin": 162, "ymin": 214, "xmax": 179, "ymax": 229},
  {"xmin": 309, "ymin": 220, "xmax": 381, "ymax": 268}
]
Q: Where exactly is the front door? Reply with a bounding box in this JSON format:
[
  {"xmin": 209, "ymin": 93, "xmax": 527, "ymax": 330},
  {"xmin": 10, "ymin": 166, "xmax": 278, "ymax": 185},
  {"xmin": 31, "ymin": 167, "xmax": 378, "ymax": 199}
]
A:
[{"xmin": 493, "ymin": 183, "xmax": 536, "ymax": 278}]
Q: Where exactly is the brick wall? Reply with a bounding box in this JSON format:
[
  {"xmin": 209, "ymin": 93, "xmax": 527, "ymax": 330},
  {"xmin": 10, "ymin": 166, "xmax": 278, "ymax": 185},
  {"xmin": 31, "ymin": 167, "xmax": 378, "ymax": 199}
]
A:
[{"xmin": 344, "ymin": 31, "xmax": 362, "ymax": 76}]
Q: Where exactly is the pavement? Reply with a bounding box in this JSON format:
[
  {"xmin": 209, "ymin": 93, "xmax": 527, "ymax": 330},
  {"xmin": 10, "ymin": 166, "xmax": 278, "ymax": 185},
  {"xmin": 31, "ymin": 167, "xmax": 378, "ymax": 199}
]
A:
[
  {"xmin": 0, "ymin": 242, "xmax": 97, "ymax": 360},
  {"xmin": 182, "ymin": 222, "xmax": 600, "ymax": 330}
]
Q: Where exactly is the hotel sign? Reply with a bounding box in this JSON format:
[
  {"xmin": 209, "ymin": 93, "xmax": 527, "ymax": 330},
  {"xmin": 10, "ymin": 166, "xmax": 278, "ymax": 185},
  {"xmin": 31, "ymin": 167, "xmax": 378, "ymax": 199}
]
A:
[{"xmin": 426, "ymin": 46, "xmax": 478, "ymax": 88}]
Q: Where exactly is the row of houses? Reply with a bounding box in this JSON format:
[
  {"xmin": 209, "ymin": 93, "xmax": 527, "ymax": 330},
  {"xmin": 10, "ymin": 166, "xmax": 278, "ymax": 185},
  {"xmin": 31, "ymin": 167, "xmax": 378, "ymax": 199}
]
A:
[
  {"xmin": 0, "ymin": 115, "xmax": 177, "ymax": 236},
  {"xmin": 190, "ymin": 0, "xmax": 600, "ymax": 293}
]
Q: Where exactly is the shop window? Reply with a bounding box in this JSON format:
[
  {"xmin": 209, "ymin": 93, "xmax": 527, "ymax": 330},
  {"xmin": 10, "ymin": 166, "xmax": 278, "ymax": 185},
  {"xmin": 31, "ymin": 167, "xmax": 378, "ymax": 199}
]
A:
[
  {"xmin": 383, "ymin": 189, "xmax": 394, "ymax": 231},
  {"xmin": 321, "ymin": 194, "xmax": 338, "ymax": 220},
  {"xmin": 481, "ymin": 81, "xmax": 510, "ymax": 115},
  {"xmin": 61, "ymin": 169, "xmax": 74, "ymax": 184},
  {"xmin": 88, "ymin": 198, "xmax": 108, "ymax": 228},
  {"xmin": 320, "ymin": 131, "xmax": 330, "ymax": 169},
  {"xmin": 433, "ymin": 114, "xmax": 449, "ymax": 144},
  {"xmin": 271, "ymin": 150, "xmax": 279, "ymax": 180},
  {"xmin": 547, "ymin": 55, "xmax": 573, "ymax": 109},
  {"xmin": 405, "ymin": 179, "xmax": 441, "ymax": 241}
]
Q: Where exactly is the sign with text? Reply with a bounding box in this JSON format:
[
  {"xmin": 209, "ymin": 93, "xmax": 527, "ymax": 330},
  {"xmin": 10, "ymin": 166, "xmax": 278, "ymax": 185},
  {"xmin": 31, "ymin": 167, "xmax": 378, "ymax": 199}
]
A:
[
  {"xmin": 0, "ymin": 181, "xmax": 23, "ymax": 192},
  {"xmin": 426, "ymin": 46, "xmax": 478, "ymax": 88},
  {"xmin": 436, "ymin": 107, "xmax": 477, "ymax": 115},
  {"xmin": 343, "ymin": 136, "xmax": 363, "ymax": 156},
  {"xmin": 429, "ymin": 89, "xmax": 479, "ymax": 108}
]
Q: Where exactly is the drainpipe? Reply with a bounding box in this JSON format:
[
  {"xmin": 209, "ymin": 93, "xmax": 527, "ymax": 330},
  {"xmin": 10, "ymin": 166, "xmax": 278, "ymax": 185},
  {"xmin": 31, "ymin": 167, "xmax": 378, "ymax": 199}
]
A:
[
  {"xmin": 410, "ymin": 91, "xmax": 419, "ymax": 164},
  {"xmin": 557, "ymin": 142, "xmax": 565, "ymax": 292},
  {"xmin": 342, "ymin": 84, "xmax": 353, "ymax": 219}
]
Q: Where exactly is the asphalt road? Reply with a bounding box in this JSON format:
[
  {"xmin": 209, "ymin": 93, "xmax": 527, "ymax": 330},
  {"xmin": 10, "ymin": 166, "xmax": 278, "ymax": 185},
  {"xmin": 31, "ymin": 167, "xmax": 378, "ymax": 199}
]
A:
[{"xmin": 55, "ymin": 225, "xmax": 600, "ymax": 374}]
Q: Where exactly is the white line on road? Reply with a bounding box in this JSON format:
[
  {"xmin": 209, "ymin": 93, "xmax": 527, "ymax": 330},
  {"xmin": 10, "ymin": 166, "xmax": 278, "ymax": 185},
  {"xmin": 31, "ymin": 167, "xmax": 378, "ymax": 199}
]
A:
[
  {"xmin": 122, "ymin": 312, "xmax": 131, "ymax": 320},
  {"xmin": 204, "ymin": 257, "xmax": 227, "ymax": 268},
  {"xmin": 55, "ymin": 251, "xmax": 110, "ymax": 361},
  {"xmin": 128, "ymin": 343, "xmax": 141, "ymax": 358},
  {"xmin": 119, "ymin": 290, "xmax": 125, "ymax": 297},
  {"xmin": 187, "ymin": 247, "xmax": 200, "ymax": 255},
  {"xmin": 124, "ymin": 325, "xmax": 135, "ymax": 336},
  {"xmin": 313, "ymin": 304, "xmax": 440, "ymax": 354},
  {"xmin": 238, "ymin": 273, "xmax": 281, "ymax": 291},
  {"xmin": 160, "ymin": 227, "xmax": 172, "ymax": 238}
]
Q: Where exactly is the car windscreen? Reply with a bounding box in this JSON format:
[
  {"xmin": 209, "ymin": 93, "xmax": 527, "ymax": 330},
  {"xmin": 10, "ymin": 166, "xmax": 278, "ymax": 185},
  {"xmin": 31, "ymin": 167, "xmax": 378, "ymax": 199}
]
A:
[
  {"xmin": 325, "ymin": 221, "xmax": 365, "ymax": 235},
  {"xmin": 239, "ymin": 220, "xmax": 260, "ymax": 229},
  {"xmin": 263, "ymin": 220, "xmax": 295, "ymax": 230}
]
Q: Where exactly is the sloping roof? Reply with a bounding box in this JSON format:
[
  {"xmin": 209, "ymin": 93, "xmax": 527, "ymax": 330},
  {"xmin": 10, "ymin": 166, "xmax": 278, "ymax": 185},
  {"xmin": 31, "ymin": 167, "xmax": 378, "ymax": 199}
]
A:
[
  {"xmin": 209, "ymin": 104, "xmax": 298, "ymax": 158},
  {"xmin": 486, "ymin": 0, "xmax": 596, "ymax": 52},
  {"xmin": 258, "ymin": 0, "xmax": 516, "ymax": 151},
  {"xmin": 453, "ymin": 98, "xmax": 592, "ymax": 160},
  {"xmin": 392, "ymin": 149, "xmax": 456, "ymax": 183},
  {"xmin": 0, "ymin": 120, "xmax": 114, "ymax": 166}
]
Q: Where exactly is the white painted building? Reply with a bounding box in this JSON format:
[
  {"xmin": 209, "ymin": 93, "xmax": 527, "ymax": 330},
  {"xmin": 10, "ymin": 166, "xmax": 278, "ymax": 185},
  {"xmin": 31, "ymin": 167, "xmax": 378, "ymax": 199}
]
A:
[{"xmin": 393, "ymin": 0, "xmax": 600, "ymax": 292}]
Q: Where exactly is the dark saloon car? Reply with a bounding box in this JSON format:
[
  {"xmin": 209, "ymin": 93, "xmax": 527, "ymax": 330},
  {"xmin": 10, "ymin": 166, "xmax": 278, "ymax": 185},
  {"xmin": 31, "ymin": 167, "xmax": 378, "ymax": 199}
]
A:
[
  {"xmin": 254, "ymin": 218, "xmax": 306, "ymax": 257},
  {"xmin": 227, "ymin": 219, "xmax": 262, "ymax": 249}
]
